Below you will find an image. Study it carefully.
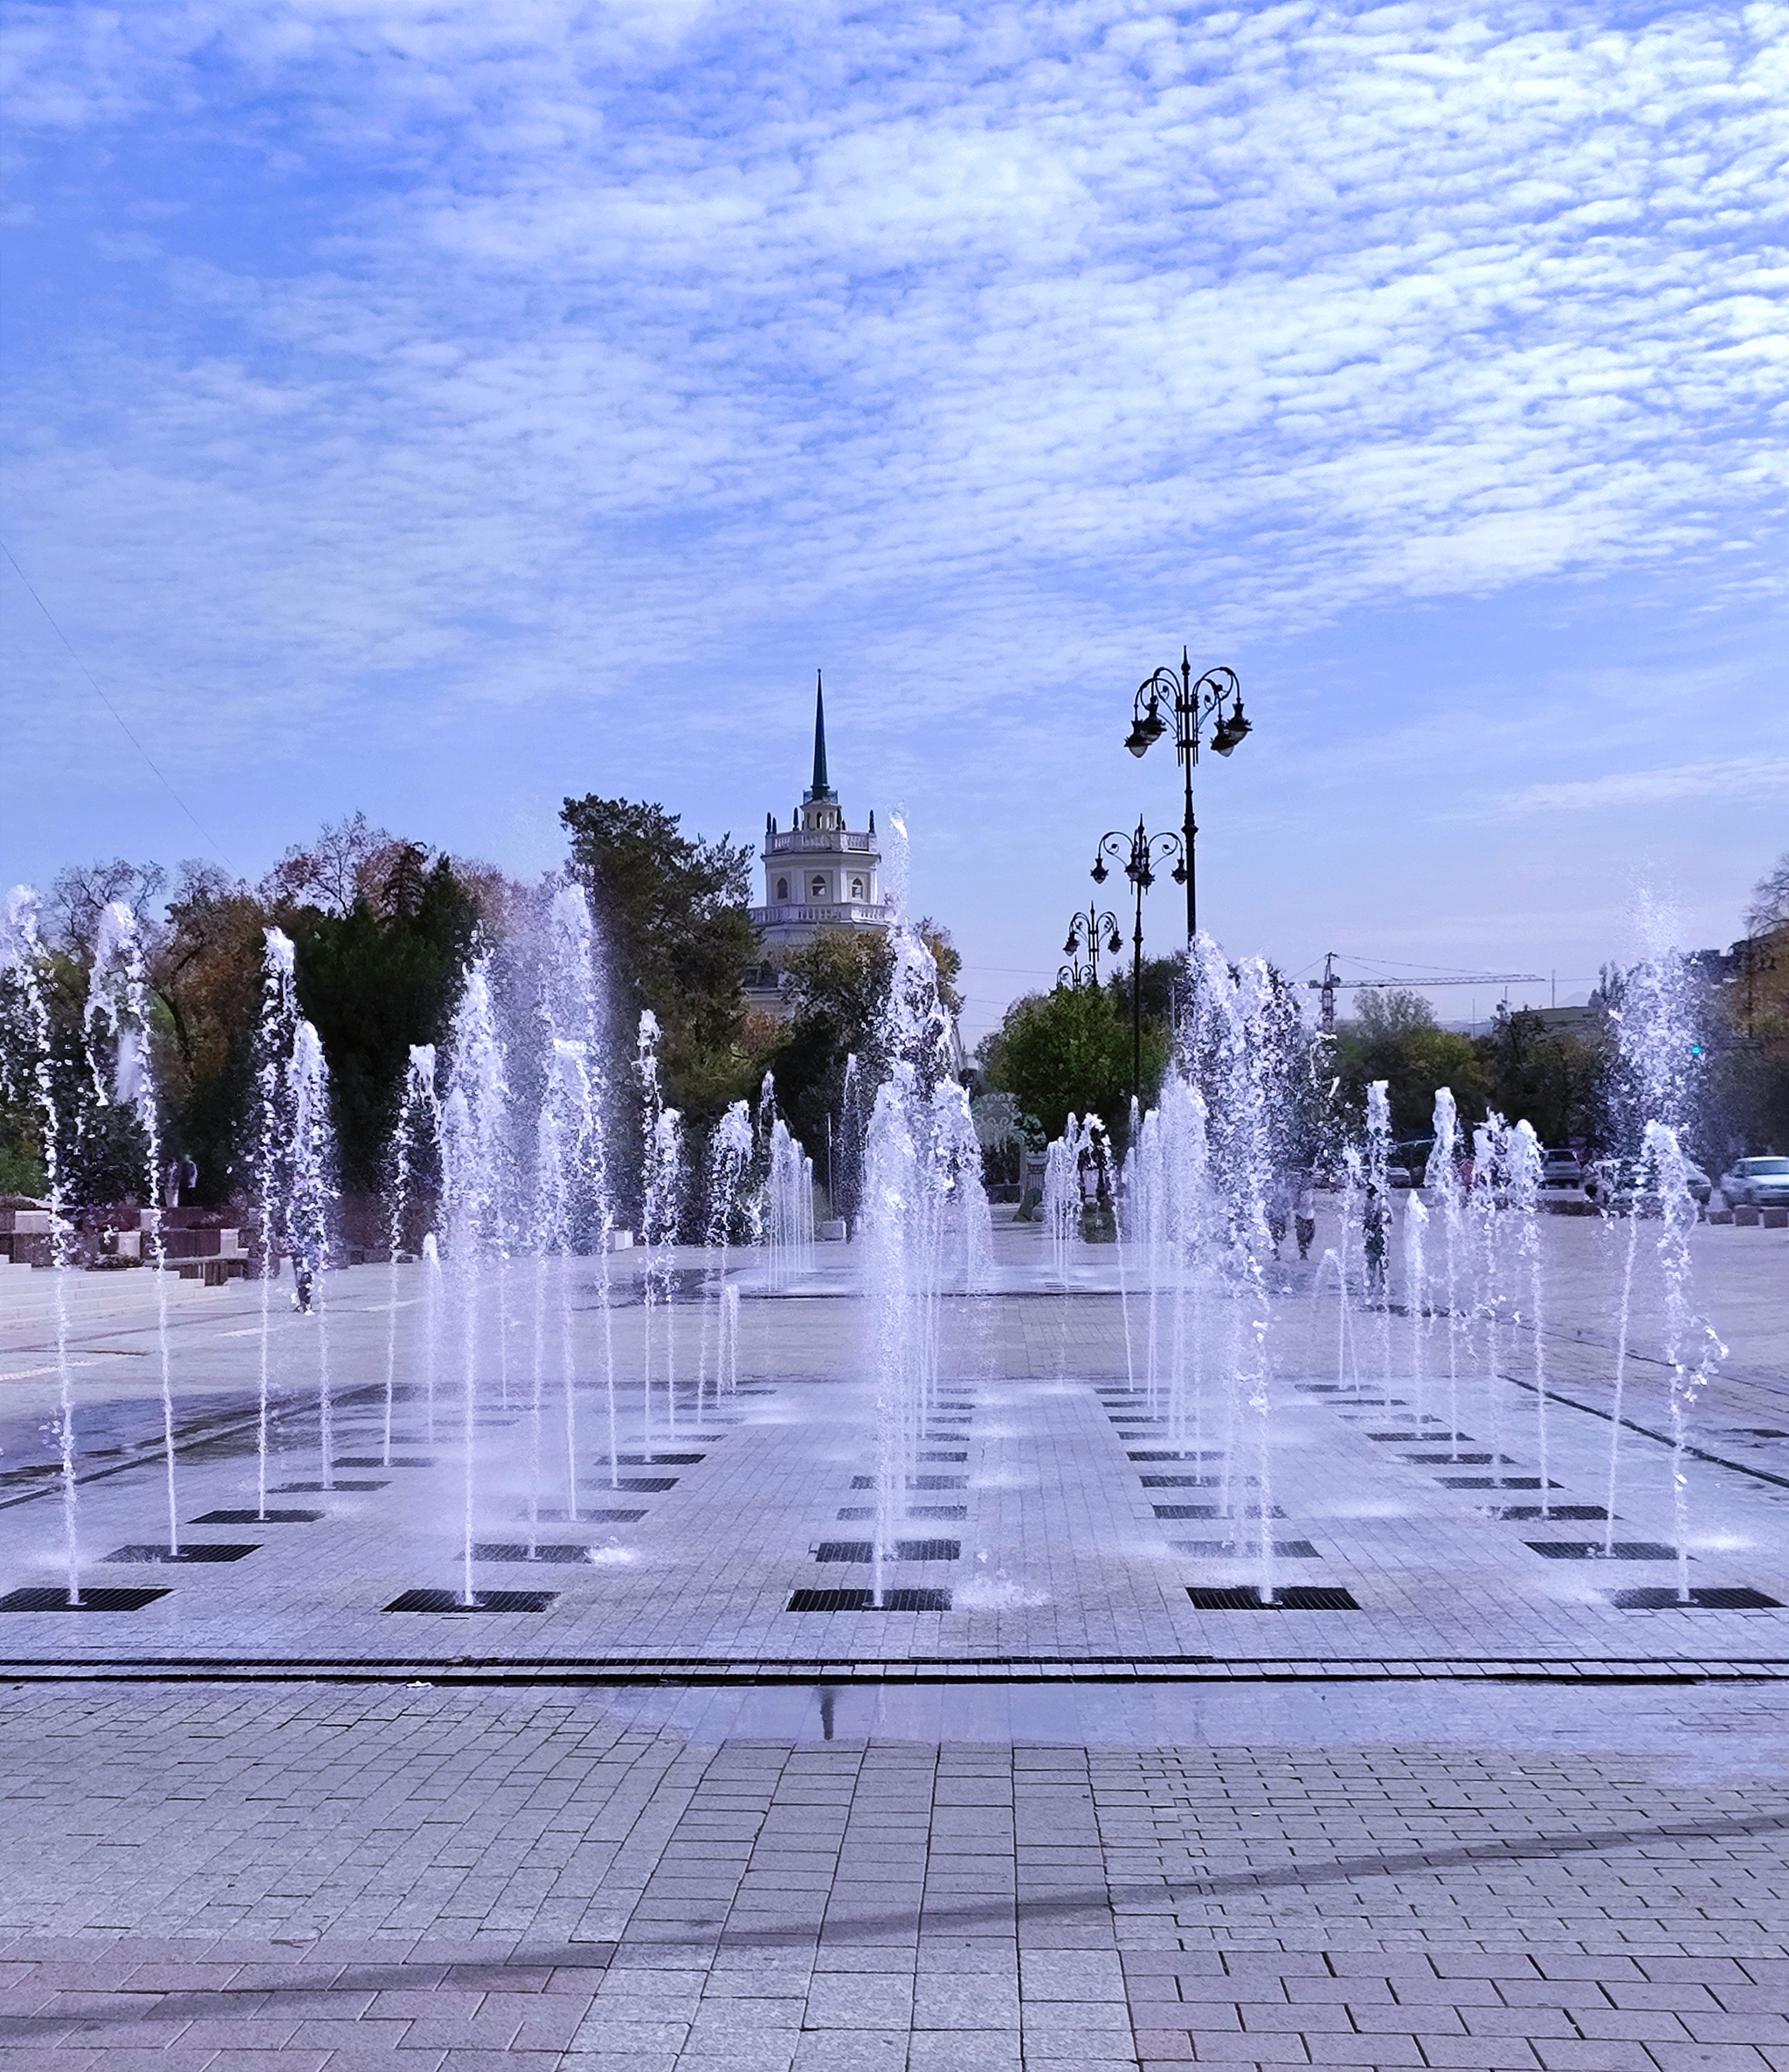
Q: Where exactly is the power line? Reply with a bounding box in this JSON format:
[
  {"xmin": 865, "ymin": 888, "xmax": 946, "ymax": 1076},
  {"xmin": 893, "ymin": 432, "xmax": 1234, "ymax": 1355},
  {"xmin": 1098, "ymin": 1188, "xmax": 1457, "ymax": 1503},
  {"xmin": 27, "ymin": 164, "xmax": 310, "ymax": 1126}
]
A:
[{"xmin": 2, "ymin": 535, "xmax": 231, "ymax": 867}]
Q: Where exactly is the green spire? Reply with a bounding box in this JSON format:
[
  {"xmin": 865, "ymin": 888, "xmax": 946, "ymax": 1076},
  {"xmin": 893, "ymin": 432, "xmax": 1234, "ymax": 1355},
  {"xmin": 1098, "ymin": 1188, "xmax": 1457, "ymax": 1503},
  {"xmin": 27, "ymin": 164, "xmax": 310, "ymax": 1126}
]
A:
[{"xmin": 805, "ymin": 670, "xmax": 835, "ymax": 802}]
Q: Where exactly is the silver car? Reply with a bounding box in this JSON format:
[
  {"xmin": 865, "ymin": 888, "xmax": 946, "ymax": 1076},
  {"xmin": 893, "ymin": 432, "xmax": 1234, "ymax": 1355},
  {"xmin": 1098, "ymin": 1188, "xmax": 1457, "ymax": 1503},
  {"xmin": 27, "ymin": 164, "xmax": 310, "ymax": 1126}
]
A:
[{"xmin": 1719, "ymin": 1157, "xmax": 1789, "ymax": 1208}]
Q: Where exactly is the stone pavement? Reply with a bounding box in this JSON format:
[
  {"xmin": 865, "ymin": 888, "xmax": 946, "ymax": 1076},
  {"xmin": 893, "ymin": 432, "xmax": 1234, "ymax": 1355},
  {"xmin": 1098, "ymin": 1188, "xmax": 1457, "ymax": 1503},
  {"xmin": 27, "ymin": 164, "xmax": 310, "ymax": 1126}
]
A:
[
  {"xmin": 1, "ymin": 1211, "xmax": 1787, "ymax": 2067},
  {"xmin": 0, "ymin": 1678, "xmax": 1786, "ymax": 2069}
]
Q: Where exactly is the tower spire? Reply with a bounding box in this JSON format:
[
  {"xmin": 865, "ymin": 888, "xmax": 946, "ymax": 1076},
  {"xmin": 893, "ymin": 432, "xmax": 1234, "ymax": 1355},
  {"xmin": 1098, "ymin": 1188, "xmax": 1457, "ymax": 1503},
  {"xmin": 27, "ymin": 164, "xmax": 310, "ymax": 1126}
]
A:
[{"xmin": 805, "ymin": 669, "xmax": 835, "ymax": 802}]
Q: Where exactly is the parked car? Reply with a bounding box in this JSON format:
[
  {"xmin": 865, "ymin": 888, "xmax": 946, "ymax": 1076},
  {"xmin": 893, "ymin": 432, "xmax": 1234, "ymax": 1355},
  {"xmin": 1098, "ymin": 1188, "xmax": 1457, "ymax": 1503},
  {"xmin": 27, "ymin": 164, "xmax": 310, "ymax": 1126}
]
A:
[
  {"xmin": 1540, "ymin": 1149, "xmax": 1584, "ymax": 1189},
  {"xmin": 1585, "ymin": 1155, "xmax": 1713, "ymax": 1212},
  {"xmin": 1717, "ymin": 1157, "xmax": 1789, "ymax": 1208}
]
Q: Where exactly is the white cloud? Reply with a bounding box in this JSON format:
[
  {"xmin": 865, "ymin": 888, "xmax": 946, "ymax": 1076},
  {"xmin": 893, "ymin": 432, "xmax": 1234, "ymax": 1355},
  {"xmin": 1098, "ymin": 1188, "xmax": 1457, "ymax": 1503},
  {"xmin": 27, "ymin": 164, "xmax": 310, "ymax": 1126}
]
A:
[{"xmin": 1504, "ymin": 758, "xmax": 1789, "ymax": 814}]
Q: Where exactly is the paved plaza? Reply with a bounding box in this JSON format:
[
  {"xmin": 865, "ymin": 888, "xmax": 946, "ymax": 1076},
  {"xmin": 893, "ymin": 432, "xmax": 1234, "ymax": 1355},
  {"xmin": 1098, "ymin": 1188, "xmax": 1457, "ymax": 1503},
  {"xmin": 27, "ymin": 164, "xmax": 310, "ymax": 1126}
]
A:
[{"xmin": 0, "ymin": 1208, "xmax": 1786, "ymax": 2068}]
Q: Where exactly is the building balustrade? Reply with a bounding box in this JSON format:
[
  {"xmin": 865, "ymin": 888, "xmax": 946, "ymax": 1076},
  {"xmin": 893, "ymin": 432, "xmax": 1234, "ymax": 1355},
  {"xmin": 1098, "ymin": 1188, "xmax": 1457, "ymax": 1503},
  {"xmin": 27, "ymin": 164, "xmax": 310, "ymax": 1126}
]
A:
[
  {"xmin": 764, "ymin": 828, "xmax": 876, "ymax": 855},
  {"xmin": 749, "ymin": 901, "xmax": 891, "ymax": 929}
]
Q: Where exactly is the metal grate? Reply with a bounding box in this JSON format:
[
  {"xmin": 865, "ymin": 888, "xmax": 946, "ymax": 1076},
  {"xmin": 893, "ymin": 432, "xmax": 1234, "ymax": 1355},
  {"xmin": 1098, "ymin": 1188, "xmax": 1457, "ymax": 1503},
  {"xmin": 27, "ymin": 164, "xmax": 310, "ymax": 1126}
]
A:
[
  {"xmin": 528, "ymin": 1508, "xmax": 646, "ymax": 1523},
  {"xmin": 1186, "ymin": 1585, "xmax": 1359, "ymax": 1611},
  {"xmin": 836, "ymin": 1507, "xmax": 874, "ymax": 1521},
  {"xmin": 194, "ymin": 1509, "xmax": 321, "ymax": 1524},
  {"xmin": 917, "ymin": 1451, "xmax": 967, "ymax": 1462},
  {"xmin": 101, "ymin": 1544, "xmax": 258, "ymax": 1564},
  {"xmin": 277, "ymin": 1481, "xmax": 388, "ymax": 1492},
  {"xmin": 612, "ymin": 1478, "xmax": 679, "ymax": 1493},
  {"xmin": 909, "ymin": 1475, "xmax": 966, "ymax": 1490},
  {"xmin": 1129, "ymin": 1451, "xmax": 1224, "ymax": 1462},
  {"xmin": 384, "ymin": 1588, "xmax": 556, "ymax": 1612},
  {"xmin": 1154, "ymin": 1503, "xmax": 1285, "ymax": 1520},
  {"xmin": 1490, "ymin": 1505, "xmax": 1608, "ymax": 1521},
  {"xmin": 1140, "ymin": 1475, "xmax": 1225, "ymax": 1488},
  {"xmin": 908, "ymin": 1506, "xmax": 967, "ymax": 1521},
  {"xmin": 0, "ymin": 1585, "xmax": 171, "ymax": 1612},
  {"xmin": 786, "ymin": 1587, "xmax": 952, "ymax": 1612},
  {"xmin": 1173, "ymin": 1540, "xmax": 1320, "ymax": 1558},
  {"xmin": 473, "ymin": 1544, "xmax": 598, "ymax": 1564},
  {"xmin": 1613, "ymin": 1585, "xmax": 1783, "ymax": 1610},
  {"xmin": 1400, "ymin": 1453, "xmax": 1510, "ymax": 1465},
  {"xmin": 1369, "ymin": 1432, "xmax": 1475, "ymax": 1442},
  {"xmin": 613, "ymin": 1453, "xmax": 705, "ymax": 1466},
  {"xmin": 1527, "ymin": 1541, "xmax": 1676, "ymax": 1561},
  {"xmin": 1439, "ymin": 1476, "xmax": 1559, "ymax": 1489},
  {"xmin": 814, "ymin": 1540, "xmax": 962, "ymax": 1564},
  {"xmin": 335, "ymin": 1456, "xmax": 433, "ymax": 1468}
]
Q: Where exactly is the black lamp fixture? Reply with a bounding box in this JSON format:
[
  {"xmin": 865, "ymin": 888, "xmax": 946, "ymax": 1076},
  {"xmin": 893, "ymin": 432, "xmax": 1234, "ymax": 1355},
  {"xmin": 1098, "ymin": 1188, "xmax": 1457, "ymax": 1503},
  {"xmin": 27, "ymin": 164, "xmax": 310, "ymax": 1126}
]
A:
[{"xmin": 1123, "ymin": 646, "xmax": 1251, "ymax": 938}]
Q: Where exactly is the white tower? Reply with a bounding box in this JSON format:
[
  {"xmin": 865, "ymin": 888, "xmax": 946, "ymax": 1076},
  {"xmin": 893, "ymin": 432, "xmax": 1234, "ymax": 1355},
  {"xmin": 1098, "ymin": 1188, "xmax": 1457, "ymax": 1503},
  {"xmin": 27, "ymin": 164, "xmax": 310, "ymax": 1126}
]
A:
[{"xmin": 746, "ymin": 673, "xmax": 889, "ymax": 1012}]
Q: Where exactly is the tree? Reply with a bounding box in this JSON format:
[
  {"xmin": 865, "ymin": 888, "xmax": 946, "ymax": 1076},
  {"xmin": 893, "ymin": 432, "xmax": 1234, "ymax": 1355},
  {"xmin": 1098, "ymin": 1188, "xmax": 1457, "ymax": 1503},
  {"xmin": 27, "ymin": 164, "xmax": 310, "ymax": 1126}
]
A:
[
  {"xmin": 1480, "ymin": 1005, "xmax": 1603, "ymax": 1148},
  {"xmin": 288, "ymin": 856, "xmax": 480, "ymax": 1193},
  {"xmin": 979, "ymin": 984, "xmax": 1153, "ymax": 1143},
  {"xmin": 1745, "ymin": 852, "xmax": 1789, "ymax": 936},
  {"xmin": 1332, "ymin": 988, "xmax": 1491, "ymax": 1143},
  {"xmin": 560, "ymin": 796, "xmax": 758, "ymax": 1115}
]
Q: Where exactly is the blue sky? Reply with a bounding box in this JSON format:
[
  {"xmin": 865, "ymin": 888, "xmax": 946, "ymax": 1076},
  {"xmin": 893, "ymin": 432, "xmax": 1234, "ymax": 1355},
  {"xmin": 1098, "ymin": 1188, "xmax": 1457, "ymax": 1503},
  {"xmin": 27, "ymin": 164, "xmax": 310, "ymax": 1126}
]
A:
[{"xmin": 3, "ymin": 0, "xmax": 1786, "ymax": 1042}]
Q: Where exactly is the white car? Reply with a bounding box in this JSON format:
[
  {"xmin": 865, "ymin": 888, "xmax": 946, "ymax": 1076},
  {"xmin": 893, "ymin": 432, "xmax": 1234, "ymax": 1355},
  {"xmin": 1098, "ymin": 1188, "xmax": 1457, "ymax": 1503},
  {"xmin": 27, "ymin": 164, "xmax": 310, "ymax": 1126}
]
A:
[{"xmin": 1718, "ymin": 1157, "xmax": 1789, "ymax": 1209}]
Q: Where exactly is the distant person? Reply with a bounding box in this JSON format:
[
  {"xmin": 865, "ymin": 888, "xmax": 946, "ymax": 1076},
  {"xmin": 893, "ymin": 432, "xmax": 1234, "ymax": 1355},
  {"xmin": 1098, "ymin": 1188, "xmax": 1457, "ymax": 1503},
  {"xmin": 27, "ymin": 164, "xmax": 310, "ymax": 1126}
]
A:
[
  {"xmin": 1266, "ymin": 1174, "xmax": 1292, "ymax": 1257},
  {"xmin": 163, "ymin": 1154, "xmax": 197, "ymax": 1206},
  {"xmin": 1294, "ymin": 1173, "xmax": 1316, "ymax": 1261},
  {"xmin": 1363, "ymin": 1180, "xmax": 1389, "ymax": 1297}
]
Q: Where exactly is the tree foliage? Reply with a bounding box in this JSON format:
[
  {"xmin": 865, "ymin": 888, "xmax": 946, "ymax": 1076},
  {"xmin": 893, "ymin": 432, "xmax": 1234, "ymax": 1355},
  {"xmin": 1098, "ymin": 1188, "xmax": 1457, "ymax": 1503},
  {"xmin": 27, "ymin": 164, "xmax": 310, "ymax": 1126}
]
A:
[
  {"xmin": 978, "ymin": 983, "xmax": 1156, "ymax": 1143},
  {"xmin": 560, "ymin": 795, "xmax": 759, "ymax": 1116},
  {"xmin": 1331, "ymin": 988, "xmax": 1493, "ymax": 1143}
]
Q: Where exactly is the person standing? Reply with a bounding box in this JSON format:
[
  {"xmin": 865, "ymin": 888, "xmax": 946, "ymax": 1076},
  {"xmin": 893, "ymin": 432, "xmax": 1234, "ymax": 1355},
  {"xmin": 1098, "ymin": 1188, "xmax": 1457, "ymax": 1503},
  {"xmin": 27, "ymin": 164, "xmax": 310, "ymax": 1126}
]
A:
[{"xmin": 1294, "ymin": 1171, "xmax": 1316, "ymax": 1261}]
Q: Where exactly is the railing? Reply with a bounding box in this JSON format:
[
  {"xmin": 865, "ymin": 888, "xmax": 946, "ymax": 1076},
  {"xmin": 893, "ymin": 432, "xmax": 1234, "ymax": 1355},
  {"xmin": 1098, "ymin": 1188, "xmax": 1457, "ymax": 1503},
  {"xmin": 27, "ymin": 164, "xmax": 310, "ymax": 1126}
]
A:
[
  {"xmin": 764, "ymin": 829, "xmax": 876, "ymax": 855},
  {"xmin": 749, "ymin": 902, "xmax": 892, "ymax": 929}
]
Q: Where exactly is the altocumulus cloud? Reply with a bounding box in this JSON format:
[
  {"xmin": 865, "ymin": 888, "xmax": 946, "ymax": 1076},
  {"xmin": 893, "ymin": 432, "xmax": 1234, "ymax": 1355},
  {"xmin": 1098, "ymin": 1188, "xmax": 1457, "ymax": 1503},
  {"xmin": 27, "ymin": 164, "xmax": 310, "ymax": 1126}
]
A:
[{"xmin": 2, "ymin": 0, "xmax": 1787, "ymax": 768}]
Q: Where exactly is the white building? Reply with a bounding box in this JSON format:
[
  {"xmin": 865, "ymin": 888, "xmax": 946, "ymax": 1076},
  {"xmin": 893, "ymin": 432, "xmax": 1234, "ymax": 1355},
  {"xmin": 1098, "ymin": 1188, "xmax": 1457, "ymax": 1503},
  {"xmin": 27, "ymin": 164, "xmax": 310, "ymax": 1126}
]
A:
[{"xmin": 745, "ymin": 675, "xmax": 890, "ymax": 1013}]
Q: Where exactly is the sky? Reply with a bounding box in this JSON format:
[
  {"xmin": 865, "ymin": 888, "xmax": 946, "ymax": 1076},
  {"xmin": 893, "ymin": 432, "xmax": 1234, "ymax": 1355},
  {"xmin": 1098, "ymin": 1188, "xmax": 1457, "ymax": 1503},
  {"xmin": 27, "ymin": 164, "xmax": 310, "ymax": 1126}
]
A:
[{"xmin": 3, "ymin": 0, "xmax": 1786, "ymax": 1046}]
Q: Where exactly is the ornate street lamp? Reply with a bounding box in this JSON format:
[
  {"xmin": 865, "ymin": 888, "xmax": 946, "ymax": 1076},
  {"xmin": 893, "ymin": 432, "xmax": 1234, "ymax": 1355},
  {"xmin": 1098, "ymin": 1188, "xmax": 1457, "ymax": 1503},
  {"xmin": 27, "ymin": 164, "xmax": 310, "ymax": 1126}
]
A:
[
  {"xmin": 1059, "ymin": 904, "xmax": 1122, "ymax": 991},
  {"xmin": 1092, "ymin": 818, "xmax": 1186, "ymax": 1101},
  {"xmin": 1124, "ymin": 647, "xmax": 1250, "ymax": 943}
]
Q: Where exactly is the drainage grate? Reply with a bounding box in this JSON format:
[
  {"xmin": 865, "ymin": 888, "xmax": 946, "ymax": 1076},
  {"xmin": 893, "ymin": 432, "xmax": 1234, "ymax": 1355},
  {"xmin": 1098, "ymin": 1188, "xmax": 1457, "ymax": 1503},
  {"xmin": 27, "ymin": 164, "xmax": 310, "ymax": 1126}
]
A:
[
  {"xmin": 101, "ymin": 1544, "xmax": 258, "ymax": 1564},
  {"xmin": 1186, "ymin": 1585, "xmax": 1359, "ymax": 1611},
  {"xmin": 909, "ymin": 1475, "xmax": 967, "ymax": 1490},
  {"xmin": 786, "ymin": 1587, "xmax": 953, "ymax": 1612},
  {"xmin": 1369, "ymin": 1432, "xmax": 1475, "ymax": 1442},
  {"xmin": 917, "ymin": 1451, "xmax": 968, "ymax": 1462},
  {"xmin": 384, "ymin": 1588, "xmax": 556, "ymax": 1612},
  {"xmin": 1129, "ymin": 1451, "xmax": 1224, "ymax": 1462},
  {"xmin": 277, "ymin": 1481, "xmax": 389, "ymax": 1492},
  {"xmin": 1439, "ymin": 1476, "xmax": 1560, "ymax": 1489},
  {"xmin": 908, "ymin": 1506, "xmax": 967, "ymax": 1521},
  {"xmin": 1154, "ymin": 1503, "xmax": 1285, "ymax": 1520},
  {"xmin": 836, "ymin": 1507, "xmax": 874, "ymax": 1521},
  {"xmin": 613, "ymin": 1453, "xmax": 704, "ymax": 1466},
  {"xmin": 1613, "ymin": 1586, "xmax": 1784, "ymax": 1611},
  {"xmin": 194, "ymin": 1509, "xmax": 321, "ymax": 1524},
  {"xmin": 0, "ymin": 1586, "xmax": 170, "ymax": 1612},
  {"xmin": 473, "ymin": 1544, "xmax": 597, "ymax": 1564},
  {"xmin": 1528, "ymin": 1541, "xmax": 1676, "ymax": 1560},
  {"xmin": 815, "ymin": 1540, "xmax": 874, "ymax": 1563},
  {"xmin": 528, "ymin": 1509, "xmax": 646, "ymax": 1523},
  {"xmin": 1174, "ymin": 1540, "xmax": 1320, "ymax": 1558},
  {"xmin": 1490, "ymin": 1505, "xmax": 1609, "ymax": 1521},
  {"xmin": 1401, "ymin": 1453, "xmax": 1510, "ymax": 1465},
  {"xmin": 335, "ymin": 1456, "xmax": 433, "ymax": 1468},
  {"xmin": 814, "ymin": 1539, "xmax": 960, "ymax": 1564},
  {"xmin": 612, "ymin": 1478, "xmax": 679, "ymax": 1493},
  {"xmin": 1140, "ymin": 1475, "xmax": 1224, "ymax": 1488}
]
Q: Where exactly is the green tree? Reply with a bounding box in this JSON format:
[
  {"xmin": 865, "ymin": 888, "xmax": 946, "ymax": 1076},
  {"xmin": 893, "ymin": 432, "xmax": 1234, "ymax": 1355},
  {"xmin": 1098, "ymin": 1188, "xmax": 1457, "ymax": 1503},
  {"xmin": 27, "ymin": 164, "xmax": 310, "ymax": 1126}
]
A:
[
  {"xmin": 560, "ymin": 796, "xmax": 758, "ymax": 1115},
  {"xmin": 979, "ymin": 984, "xmax": 1157, "ymax": 1143},
  {"xmin": 1479, "ymin": 1004, "xmax": 1603, "ymax": 1148},
  {"xmin": 288, "ymin": 852, "xmax": 480, "ymax": 1193},
  {"xmin": 1333, "ymin": 988, "xmax": 1492, "ymax": 1143}
]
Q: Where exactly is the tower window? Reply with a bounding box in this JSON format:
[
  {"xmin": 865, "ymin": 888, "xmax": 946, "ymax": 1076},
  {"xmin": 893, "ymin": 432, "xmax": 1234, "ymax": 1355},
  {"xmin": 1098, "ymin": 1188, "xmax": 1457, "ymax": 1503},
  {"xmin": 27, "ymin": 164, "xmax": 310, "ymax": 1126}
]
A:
[
  {"xmin": 849, "ymin": 876, "xmax": 865, "ymax": 901},
  {"xmin": 812, "ymin": 874, "xmax": 829, "ymax": 901},
  {"xmin": 776, "ymin": 877, "xmax": 789, "ymax": 901}
]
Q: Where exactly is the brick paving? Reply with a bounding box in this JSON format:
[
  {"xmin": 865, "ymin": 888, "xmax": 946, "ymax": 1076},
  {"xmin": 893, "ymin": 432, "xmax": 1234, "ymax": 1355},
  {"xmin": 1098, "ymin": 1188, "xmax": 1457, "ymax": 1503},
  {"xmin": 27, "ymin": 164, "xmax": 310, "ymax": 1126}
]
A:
[{"xmin": 1, "ymin": 1212, "xmax": 1787, "ymax": 2065}]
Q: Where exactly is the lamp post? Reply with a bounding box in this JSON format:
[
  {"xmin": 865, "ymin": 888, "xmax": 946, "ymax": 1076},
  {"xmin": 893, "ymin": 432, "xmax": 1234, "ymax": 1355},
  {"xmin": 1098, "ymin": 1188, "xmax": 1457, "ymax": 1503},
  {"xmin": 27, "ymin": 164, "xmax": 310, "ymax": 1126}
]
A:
[
  {"xmin": 1092, "ymin": 818, "xmax": 1185, "ymax": 1102},
  {"xmin": 1123, "ymin": 648, "xmax": 1250, "ymax": 943},
  {"xmin": 1059, "ymin": 904, "xmax": 1122, "ymax": 991}
]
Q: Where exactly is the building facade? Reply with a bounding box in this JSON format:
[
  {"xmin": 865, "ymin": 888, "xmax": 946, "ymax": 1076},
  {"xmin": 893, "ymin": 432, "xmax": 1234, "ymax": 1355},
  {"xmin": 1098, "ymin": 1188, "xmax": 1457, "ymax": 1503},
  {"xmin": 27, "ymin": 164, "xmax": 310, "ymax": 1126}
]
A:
[{"xmin": 745, "ymin": 675, "xmax": 891, "ymax": 1014}]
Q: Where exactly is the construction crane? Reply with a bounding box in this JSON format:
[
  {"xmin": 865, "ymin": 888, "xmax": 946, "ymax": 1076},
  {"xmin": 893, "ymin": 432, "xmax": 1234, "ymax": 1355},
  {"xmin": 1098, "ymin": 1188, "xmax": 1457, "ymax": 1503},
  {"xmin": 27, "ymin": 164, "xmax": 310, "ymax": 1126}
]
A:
[{"xmin": 1305, "ymin": 952, "xmax": 1547, "ymax": 1034}]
